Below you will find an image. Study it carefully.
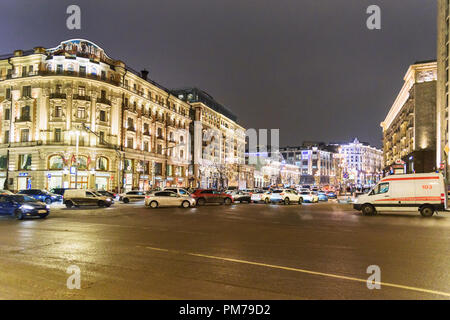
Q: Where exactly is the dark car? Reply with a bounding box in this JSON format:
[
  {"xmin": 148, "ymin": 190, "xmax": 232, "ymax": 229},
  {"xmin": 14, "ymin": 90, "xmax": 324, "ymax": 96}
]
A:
[
  {"xmin": 17, "ymin": 189, "xmax": 62, "ymax": 204},
  {"xmin": 191, "ymin": 189, "xmax": 233, "ymax": 205},
  {"xmin": 317, "ymin": 192, "xmax": 329, "ymax": 202},
  {"xmin": 0, "ymin": 195, "xmax": 49, "ymax": 220},
  {"xmin": 97, "ymin": 190, "xmax": 117, "ymax": 200}
]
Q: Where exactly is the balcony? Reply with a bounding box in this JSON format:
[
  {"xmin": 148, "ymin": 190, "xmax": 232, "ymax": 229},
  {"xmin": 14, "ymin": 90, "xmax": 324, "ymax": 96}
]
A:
[
  {"xmin": 15, "ymin": 116, "xmax": 31, "ymax": 123},
  {"xmin": 97, "ymin": 97, "xmax": 111, "ymax": 106},
  {"xmin": 49, "ymin": 92, "xmax": 67, "ymax": 99},
  {"xmin": 73, "ymin": 94, "xmax": 91, "ymax": 102},
  {"xmin": 127, "ymin": 126, "xmax": 136, "ymax": 132}
]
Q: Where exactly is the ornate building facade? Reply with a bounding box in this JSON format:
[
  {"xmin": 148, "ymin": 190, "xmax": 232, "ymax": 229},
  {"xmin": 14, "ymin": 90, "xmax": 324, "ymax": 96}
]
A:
[
  {"xmin": 0, "ymin": 39, "xmax": 192, "ymax": 192},
  {"xmin": 172, "ymin": 88, "xmax": 250, "ymax": 189},
  {"xmin": 381, "ymin": 60, "xmax": 437, "ymax": 174}
]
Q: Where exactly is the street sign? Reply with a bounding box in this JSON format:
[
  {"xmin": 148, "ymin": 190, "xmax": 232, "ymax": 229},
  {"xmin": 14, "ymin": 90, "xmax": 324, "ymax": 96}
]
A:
[
  {"xmin": 70, "ymin": 166, "xmax": 77, "ymax": 175},
  {"xmin": 343, "ymin": 172, "xmax": 349, "ymax": 179}
]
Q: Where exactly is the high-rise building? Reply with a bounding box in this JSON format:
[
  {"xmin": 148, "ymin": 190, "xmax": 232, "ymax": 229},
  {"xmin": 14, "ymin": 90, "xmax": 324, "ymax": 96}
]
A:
[{"xmin": 381, "ymin": 61, "xmax": 437, "ymax": 174}]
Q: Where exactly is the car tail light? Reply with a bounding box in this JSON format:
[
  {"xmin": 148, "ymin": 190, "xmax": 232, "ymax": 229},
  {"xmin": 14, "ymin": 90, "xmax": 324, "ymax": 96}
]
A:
[
  {"xmin": 280, "ymin": 193, "xmax": 284, "ymax": 196},
  {"xmin": 441, "ymin": 193, "xmax": 445, "ymax": 204},
  {"xmin": 145, "ymin": 195, "xmax": 150, "ymax": 199}
]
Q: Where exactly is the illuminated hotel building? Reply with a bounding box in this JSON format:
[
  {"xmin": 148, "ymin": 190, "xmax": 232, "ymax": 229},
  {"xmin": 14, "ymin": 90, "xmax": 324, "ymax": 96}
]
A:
[
  {"xmin": 381, "ymin": 61, "xmax": 437, "ymax": 174},
  {"xmin": 0, "ymin": 39, "xmax": 192, "ymax": 192}
]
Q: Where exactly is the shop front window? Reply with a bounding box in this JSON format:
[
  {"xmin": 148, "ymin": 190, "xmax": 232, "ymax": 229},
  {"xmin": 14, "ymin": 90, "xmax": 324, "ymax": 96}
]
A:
[
  {"xmin": 97, "ymin": 157, "xmax": 108, "ymax": 171},
  {"xmin": 19, "ymin": 154, "xmax": 32, "ymax": 170},
  {"xmin": 49, "ymin": 155, "xmax": 64, "ymax": 170},
  {"xmin": 78, "ymin": 156, "xmax": 88, "ymax": 170}
]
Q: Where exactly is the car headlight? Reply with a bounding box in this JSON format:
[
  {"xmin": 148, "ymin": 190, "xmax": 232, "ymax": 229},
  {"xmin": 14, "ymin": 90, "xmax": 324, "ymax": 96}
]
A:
[
  {"xmin": 46, "ymin": 205, "xmax": 50, "ymax": 209},
  {"xmin": 21, "ymin": 204, "xmax": 34, "ymax": 210},
  {"xmin": 106, "ymin": 198, "xmax": 111, "ymax": 201}
]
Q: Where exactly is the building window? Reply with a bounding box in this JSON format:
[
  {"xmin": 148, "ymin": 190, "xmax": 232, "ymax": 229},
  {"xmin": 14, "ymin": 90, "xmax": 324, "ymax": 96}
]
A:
[
  {"xmin": 4, "ymin": 108, "xmax": 10, "ymax": 120},
  {"xmin": 56, "ymin": 64, "xmax": 63, "ymax": 74},
  {"xmin": 143, "ymin": 123, "xmax": 149, "ymax": 134},
  {"xmin": 180, "ymin": 150, "xmax": 184, "ymax": 158},
  {"xmin": 20, "ymin": 129, "xmax": 29, "ymax": 142},
  {"xmin": 157, "ymin": 127, "xmax": 162, "ymax": 138},
  {"xmin": 99, "ymin": 131, "xmax": 105, "ymax": 144},
  {"xmin": 99, "ymin": 110, "xmax": 106, "ymax": 122},
  {"xmin": 54, "ymin": 128, "xmax": 62, "ymax": 142},
  {"xmin": 155, "ymin": 162, "xmax": 163, "ymax": 176},
  {"xmin": 144, "ymin": 141, "xmax": 149, "ymax": 152},
  {"xmin": 78, "ymin": 86, "xmax": 86, "ymax": 96},
  {"xmin": 5, "ymin": 88, "xmax": 11, "ymax": 99},
  {"xmin": 4, "ymin": 130, "xmax": 9, "ymax": 143},
  {"xmin": 49, "ymin": 155, "xmax": 64, "ymax": 170},
  {"xmin": 21, "ymin": 105, "xmax": 30, "ymax": 121},
  {"xmin": 22, "ymin": 86, "xmax": 31, "ymax": 98},
  {"xmin": 79, "ymin": 66, "xmax": 86, "ymax": 76},
  {"xmin": 127, "ymin": 118, "xmax": 134, "ymax": 130},
  {"xmin": 127, "ymin": 137, "xmax": 134, "ymax": 148},
  {"xmin": 0, "ymin": 155, "xmax": 7, "ymax": 170},
  {"xmin": 97, "ymin": 157, "xmax": 108, "ymax": 171},
  {"xmin": 54, "ymin": 106, "xmax": 62, "ymax": 118},
  {"xmin": 157, "ymin": 144, "xmax": 162, "ymax": 154},
  {"xmin": 77, "ymin": 107, "xmax": 86, "ymax": 119},
  {"xmin": 19, "ymin": 154, "xmax": 32, "ymax": 170}
]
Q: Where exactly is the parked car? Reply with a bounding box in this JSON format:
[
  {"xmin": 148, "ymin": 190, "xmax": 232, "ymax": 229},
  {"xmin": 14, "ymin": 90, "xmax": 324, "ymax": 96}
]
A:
[
  {"xmin": 50, "ymin": 188, "xmax": 75, "ymax": 197},
  {"xmin": 0, "ymin": 190, "xmax": 14, "ymax": 195},
  {"xmin": 326, "ymin": 191, "xmax": 337, "ymax": 199},
  {"xmin": 145, "ymin": 190, "xmax": 195, "ymax": 208},
  {"xmin": 269, "ymin": 189, "xmax": 303, "ymax": 205},
  {"xmin": 163, "ymin": 187, "xmax": 191, "ymax": 196},
  {"xmin": 227, "ymin": 190, "xmax": 251, "ymax": 203},
  {"xmin": 0, "ymin": 194, "xmax": 49, "ymax": 220},
  {"xmin": 299, "ymin": 191, "xmax": 319, "ymax": 203},
  {"xmin": 63, "ymin": 189, "xmax": 112, "ymax": 208},
  {"xmin": 17, "ymin": 189, "xmax": 62, "ymax": 204},
  {"xmin": 251, "ymin": 190, "xmax": 271, "ymax": 203},
  {"xmin": 96, "ymin": 190, "xmax": 117, "ymax": 199},
  {"xmin": 119, "ymin": 190, "xmax": 147, "ymax": 203},
  {"xmin": 191, "ymin": 189, "xmax": 233, "ymax": 205},
  {"xmin": 317, "ymin": 191, "xmax": 329, "ymax": 202}
]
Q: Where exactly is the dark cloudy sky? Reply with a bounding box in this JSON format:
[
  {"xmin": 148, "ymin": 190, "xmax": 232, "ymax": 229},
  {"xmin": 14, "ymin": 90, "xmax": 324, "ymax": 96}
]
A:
[{"xmin": 0, "ymin": 0, "xmax": 436, "ymax": 147}]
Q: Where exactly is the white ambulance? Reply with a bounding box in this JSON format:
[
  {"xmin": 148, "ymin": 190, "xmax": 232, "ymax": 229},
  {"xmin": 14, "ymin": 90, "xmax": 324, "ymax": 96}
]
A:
[{"xmin": 353, "ymin": 173, "xmax": 447, "ymax": 217}]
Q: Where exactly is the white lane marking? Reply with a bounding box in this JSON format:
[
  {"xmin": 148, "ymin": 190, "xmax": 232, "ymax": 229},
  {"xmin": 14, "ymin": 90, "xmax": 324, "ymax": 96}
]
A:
[{"xmin": 144, "ymin": 246, "xmax": 450, "ymax": 298}]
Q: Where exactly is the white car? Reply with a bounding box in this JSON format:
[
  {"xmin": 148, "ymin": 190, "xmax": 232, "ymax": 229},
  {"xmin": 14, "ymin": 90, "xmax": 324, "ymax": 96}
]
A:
[
  {"xmin": 269, "ymin": 189, "xmax": 303, "ymax": 205},
  {"xmin": 299, "ymin": 191, "xmax": 319, "ymax": 203},
  {"xmin": 119, "ymin": 190, "xmax": 147, "ymax": 203},
  {"xmin": 145, "ymin": 190, "xmax": 196, "ymax": 208},
  {"xmin": 251, "ymin": 190, "xmax": 271, "ymax": 203},
  {"xmin": 164, "ymin": 187, "xmax": 191, "ymax": 196}
]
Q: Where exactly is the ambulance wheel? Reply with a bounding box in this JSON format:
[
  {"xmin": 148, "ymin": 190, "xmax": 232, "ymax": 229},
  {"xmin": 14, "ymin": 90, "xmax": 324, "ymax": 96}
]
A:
[
  {"xmin": 420, "ymin": 205, "xmax": 434, "ymax": 217},
  {"xmin": 361, "ymin": 204, "xmax": 376, "ymax": 216}
]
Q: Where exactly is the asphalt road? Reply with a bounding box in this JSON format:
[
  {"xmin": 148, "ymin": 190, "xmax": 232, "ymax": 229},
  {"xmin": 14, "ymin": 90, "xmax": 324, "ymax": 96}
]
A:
[{"xmin": 0, "ymin": 200, "xmax": 449, "ymax": 300}]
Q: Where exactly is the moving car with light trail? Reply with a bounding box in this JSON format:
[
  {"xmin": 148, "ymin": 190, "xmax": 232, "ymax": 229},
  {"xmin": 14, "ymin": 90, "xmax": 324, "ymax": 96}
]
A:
[
  {"xmin": 0, "ymin": 195, "xmax": 49, "ymax": 220},
  {"xmin": 353, "ymin": 173, "xmax": 447, "ymax": 217},
  {"xmin": 145, "ymin": 190, "xmax": 195, "ymax": 208},
  {"xmin": 63, "ymin": 189, "xmax": 113, "ymax": 208},
  {"xmin": 17, "ymin": 189, "xmax": 62, "ymax": 204},
  {"xmin": 119, "ymin": 190, "xmax": 147, "ymax": 203},
  {"xmin": 191, "ymin": 189, "xmax": 233, "ymax": 205},
  {"xmin": 226, "ymin": 190, "xmax": 251, "ymax": 203}
]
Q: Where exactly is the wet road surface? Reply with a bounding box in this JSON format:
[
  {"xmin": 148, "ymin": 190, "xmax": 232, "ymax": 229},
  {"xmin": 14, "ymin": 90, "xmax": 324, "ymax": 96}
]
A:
[{"xmin": 0, "ymin": 201, "xmax": 449, "ymax": 299}]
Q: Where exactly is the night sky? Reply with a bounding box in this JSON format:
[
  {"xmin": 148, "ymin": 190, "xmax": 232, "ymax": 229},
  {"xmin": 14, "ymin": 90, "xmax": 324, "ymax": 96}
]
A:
[{"xmin": 0, "ymin": 0, "xmax": 436, "ymax": 148}]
